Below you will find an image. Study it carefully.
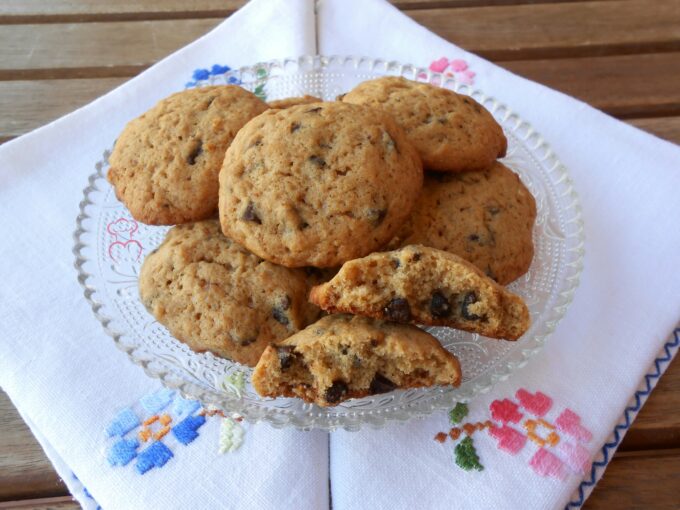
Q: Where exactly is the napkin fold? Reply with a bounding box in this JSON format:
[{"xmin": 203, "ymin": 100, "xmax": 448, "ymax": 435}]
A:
[
  {"xmin": 0, "ymin": 1, "xmax": 329, "ymax": 509},
  {"xmin": 319, "ymin": 1, "xmax": 680, "ymax": 508}
]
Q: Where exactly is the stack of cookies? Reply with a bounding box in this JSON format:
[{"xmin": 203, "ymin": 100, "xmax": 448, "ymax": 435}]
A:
[{"xmin": 109, "ymin": 76, "xmax": 536, "ymax": 407}]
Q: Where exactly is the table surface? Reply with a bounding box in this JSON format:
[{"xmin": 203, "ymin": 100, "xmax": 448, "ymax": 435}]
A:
[{"xmin": 1, "ymin": 1, "xmax": 679, "ymax": 508}]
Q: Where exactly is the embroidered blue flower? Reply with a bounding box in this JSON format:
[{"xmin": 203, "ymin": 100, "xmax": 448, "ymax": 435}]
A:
[
  {"xmin": 210, "ymin": 64, "xmax": 231, "ymax": 75},
  {"xmin": 104, "ymin": 389, "xmax": 207, "ymax": 474},
  {"xmin": 192, "ymin": 68, "xmax": 211, "ymax": 81},
  {"xmin": 185, "ymin": 63, "xmax": 243, "ymax": 89}
]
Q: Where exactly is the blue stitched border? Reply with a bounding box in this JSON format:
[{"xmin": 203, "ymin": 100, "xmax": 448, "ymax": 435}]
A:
[{"xmin": 565, "ymin": 327, "xmax": 680, "ymax": 509}]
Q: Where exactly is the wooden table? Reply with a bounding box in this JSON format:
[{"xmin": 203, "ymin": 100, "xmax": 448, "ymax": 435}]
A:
[{"xmin": 1, "ymin": 1, "xmax": 679, "ymax": 508}]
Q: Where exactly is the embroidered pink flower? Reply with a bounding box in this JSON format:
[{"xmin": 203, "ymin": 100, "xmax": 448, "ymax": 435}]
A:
[
  {"xmin": 530, "ymin": 448, "xmax": 567, "ymax": 481},
  {"xmin": 516, "ymin": 389, "xmax": 553, "ymax": 417},
  {"xmin": 436, "ymin": 388, "xmax": 593, "ymax": 481},
  {"xmin": 489, "ymin": 424, "xmax": 526, "ymax": 454},
  {"xmin": 427, "ymin": 57, "xmax": 476, "ymax": 85},
  {"xmin": 490, "ymin": 399, "xmax": 523, "ymax": 423}
]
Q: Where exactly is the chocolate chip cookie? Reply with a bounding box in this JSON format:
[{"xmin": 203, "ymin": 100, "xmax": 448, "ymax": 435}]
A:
[
  {"xmin": 251, "ymin": 314, "xmax": 461, "ymax": 406},
  {"xmin": 108, "ymin": 86, "xmax": 268, "ymax": 225},
  {"xmin": 309, "ymin": 245, "xmax": 530, "ymax": 340},
  {"xmin": 138, "ymin": 220, "xmax": 321, "ymax": 366},
  {"xmin": 390, "ymin": 162, "xmax": 536, "ymax": 284},
  {"xmin": 341, "ymin": 76, "xmax": 506, "ymax": 172},
  {"xmin": 268, "ymin": 95, "xmax": 322, "ymax": 109},
  {"xmin": 218, "ymin": 101, "xmax": 423, "ymax": 268}
]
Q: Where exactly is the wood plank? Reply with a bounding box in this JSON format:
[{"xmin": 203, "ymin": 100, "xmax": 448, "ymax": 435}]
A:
[
  {"xmin": 0, "ymin": 0, "xmax": 616, "ymax": 23},
  {"xmin": 0, "ymin": 0, "xmax": 245, "ymax": 23},
  {"xmin": 504, "ymin": 52, "xmax": 680, "ymax": 118},
  {"xmin": 408, "ymin": 0, "xmax": 680, "ymax": 60},
  {"xmin": 0, "ymin": 78, "xmax": 127, "ymax": 138},
  {"xmin": 2, "ymin": 1, "xmax": 680, "ymax": 77},
  {"xmin": 584, "ymin": 449, "xmax": 680, "ymax": 509},
  {"xmin": 0, "ymin": 496, "xmax": 79, "ymax": 510},
  {"xmin": 0, "ymin": 392, "xmax": 67, "ymax": 501},
  {"xmin": 0, "ymin": 19, "xmax": 221, "ymax": 79},
  {"xmin": 620, "ymin": 356, "xmax": 680, "ymax": 451}
]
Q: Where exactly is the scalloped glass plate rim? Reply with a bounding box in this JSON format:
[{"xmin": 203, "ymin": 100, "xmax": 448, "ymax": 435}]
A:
[{"xmin": 73, "ymin": 55, "xmax": 585, "ymax": 431}]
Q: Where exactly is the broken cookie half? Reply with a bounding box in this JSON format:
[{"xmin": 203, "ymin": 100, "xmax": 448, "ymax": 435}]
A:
[
  {"xmin": 309, "ymin": 245, "xmax": 530, "ymax": 340},
  {"xmin": 251, "ymin": 314, "xmax": 461, "ymax": 407}
]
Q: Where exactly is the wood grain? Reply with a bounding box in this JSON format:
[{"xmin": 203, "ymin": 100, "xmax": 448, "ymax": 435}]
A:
[
  {"xmin": 0, "ymin": 496, "xmax": 78, "ymax": 509},
  {"xmin": 0, "ymin": 1, "xmax": 616, "ymax": 23},
  {"xmin": 584, "ymin": 449, "xmax": 680, "ymax": 509},
  {"xmin": 408, "ymin": 0, "xmax": 680, "ymax": 60},
  {"xmin": 2, "ymin": 0, "xmax": 680, "ymax": 78},
  {"xmin": 0, "ymin": 78, "xmax": 127, "ymax": 138},
  {"xmin": 504, "ymin": 52, "xmax": 680, "ymax": 118},
  {"xmin": 0, "ymin": 393, "xmax": 67, "ymax": 501}
]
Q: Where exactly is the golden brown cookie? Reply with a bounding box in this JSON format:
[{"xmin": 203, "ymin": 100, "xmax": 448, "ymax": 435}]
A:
[
  {"xmin": 108, "ymin": 86, "xmax": 268, "ymax": 225},
  {"xmin": 252, "ymin": 314, "xmax": 461, "ymax": 406},
  {"xmin": 341, "ymin": 76, "xmax": 506, "ymax": 172},
  {"xmin": 138, "ymin": 220, "xmax": 321, "ymax": 366},
  {"xmin": 390, "ymin": 162, "xmax": 536, "ymax": 284},
  {"xmin": 218, "ymin": 102, "xmax": 423, "ymax": 268},
  {"xmin": 268, "ymin": 95, "xmax": 322, "ymax": 109},
  {"xmin": 309, "ymin": 245, "xmax": 530, "ymax": 340}
]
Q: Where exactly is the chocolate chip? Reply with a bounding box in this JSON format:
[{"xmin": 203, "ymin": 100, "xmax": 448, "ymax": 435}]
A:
[
  {"xmin": 468, "ymin": 234, "xmax": 480, "ymax": 242},
  {"xmin": 290, "ymin": 122, "xmax": 301, "ymax": 133},
  {"xmin": 369, "ymin": 374, "xmax": 397, "ymax": 395},
  {"xmin": 487, "ymin": 205, "xmax": 501, "ymax": 215},
  {"xmin": 305, "ymin": 107, "xmax": 322, "ymax": 113},
  {"xmin": 272, "ymin": 307, "xmax": 289, "ymax": 325},
  {"xmin": 370, "ymin": 338, "xmax": 379, "ymax": 347},
  {"xmin": 461, "ymin": 292, "xmax": 481, "ymax": 321},
  {"xmin": 238, "ymin": 337, "xmax": 256, "ymax": 346},
  {"xmin": 276, "ymin": 345, "xmax": 296, "ymax": 371},
  {"xmin": 430, "ymin": 291, "xmax": 452, "ymax": 318},
  {"xmin": 279, "ymin": 295, "xmax": 291, "ymax": 310},
  {"xmin": 308, "ymin": 155, "xmax": 326, "ymax": 168},
  {"xmin": 299, "ymin": 221, "xmax": 310, "ymax": 230},
  {"xmin": 187, "ymin": 141, "xmax": 203, "ymax": 165},
  {"xmin": 437, "ymin": 117, "xmax": 448, "ymax": 125},
  {"xmin": 367, "ymin": 208, "xmax": 387, "ymax": 226},
  {"xmin": 242, "ymin": 202, "xmax": 261, "ymax": 224},
  {"xmin": 411, "ymin": 252, "xmax": 421, "ymax": 262},
  {"xmin": 384, "ymin": 297, "xmax": 412, "ymax": 322},
  {"xmin": 324, "ymin": 381, "xmax": 348, "ymax": 404},
  {"xmin": 391, "ymin": 258, "xmax": 400, "ymax": 269},
  {"xmin": 352, "ymin": 355, "xmax": 362, "ymax": 368}
]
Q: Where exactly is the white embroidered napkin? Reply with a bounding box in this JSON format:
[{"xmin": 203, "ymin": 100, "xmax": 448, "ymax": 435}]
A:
[
  {"xmin": 318, "ymin": 1, "xmax": 680, "ymax": 509},
  {"xmin": 0, "ymin": 1, "xmax": 330, "ymax": 509}
]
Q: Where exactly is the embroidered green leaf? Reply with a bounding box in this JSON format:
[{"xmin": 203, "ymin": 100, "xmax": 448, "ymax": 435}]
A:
[
  {"xmin": 449, "ymin": 402, "xmax": 469, "ymax": 424},
  {"xmin": 255, "ymin": 67, "xmax": 267, "ymax": 79},
  {"xmin": 220, "ymin": 371, "xmax": 246, "ymax": 398},
  {"xmin": 454, "ymin": 436, "xmax": 483, "ymax": 471},
  {"xmin": 218, "ymin": 417, "xmax": 244, "ymax": 453},
  {"xmin": 252, "ymin": 67, "xmax": 268, "ymax": 101}
]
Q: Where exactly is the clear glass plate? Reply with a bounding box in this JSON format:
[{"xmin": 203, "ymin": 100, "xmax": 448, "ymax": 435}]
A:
[{"xmin": 74, "ymin": 55, "xmax": 584, "ymax": 431}]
